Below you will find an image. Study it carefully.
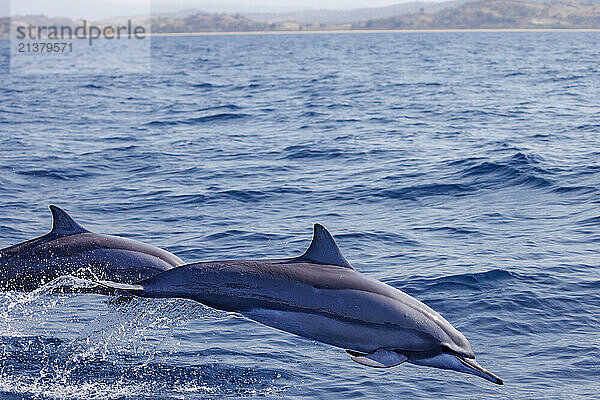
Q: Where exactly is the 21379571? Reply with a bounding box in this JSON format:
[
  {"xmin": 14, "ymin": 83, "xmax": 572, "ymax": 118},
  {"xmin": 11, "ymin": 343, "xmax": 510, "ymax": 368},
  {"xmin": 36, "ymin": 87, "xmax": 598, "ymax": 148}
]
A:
[{"xmin": 17, "ymin": 42, "xmax": 73, "ymax": 53}]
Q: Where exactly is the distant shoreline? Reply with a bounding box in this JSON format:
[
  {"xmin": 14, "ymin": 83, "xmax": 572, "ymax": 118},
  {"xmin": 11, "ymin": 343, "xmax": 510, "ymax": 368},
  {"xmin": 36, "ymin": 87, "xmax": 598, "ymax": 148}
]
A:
[
  {"xmin": 148, "ymin": 28, "xmax": 600, "ymax": 37},
  {"xmin": 4, "ymin": 0, "xmax": 599, "ymax": 40},
  {"xmin": 1, "ymin": 28, "xmax": 599, "ymax": 40}
]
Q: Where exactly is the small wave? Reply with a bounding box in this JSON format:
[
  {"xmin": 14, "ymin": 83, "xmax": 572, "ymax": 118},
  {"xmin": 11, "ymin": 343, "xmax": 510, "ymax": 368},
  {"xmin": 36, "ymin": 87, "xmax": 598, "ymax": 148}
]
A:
[
  {"xmin": 0, "ymin": 109, "xmax": 24, "ymax": 115},
  {"xmin": 519, "ymin": 174, "xmax": 553, "ymax": 188},
  {"xmin": 551, "ymin": 185, "xmax": 596, "ymax": 194},
  {"xmin": 547, "ymin": 74, "xmax": 585, "ymax": 82},
  {"xmin": 0, "ymin": 88, "xmax": 24, "ymax": 94},
  {"xmin": 392, "ymin": 82, "xmax": 442, "ymax": 87},
  {"xmin": 326, "ymin": 103, "xmax": 352, "ymax": 109},
  {"xmin": 576, "ymin": 124, "xmax": 600, "ymax": 132},
  {"xmin": 309, "ymin": 74, "xmax": 338, "ymax": 83},
  {"xmin": 0, "ymin": 225, "xmax": 23, "ymax": 236},
  {"xmin": 215, "ymin": 189, "xmax": 269, "ymax": 203},
  {"xmin": 576, "ymin": 215, "xmax": 600, "ymax": 226},
  {"xmin": 204, "ymin": 229, "xmax": 279, "ymax": 243},
  {"xmin": 300, "ymin": 111, "xmax": 325, "ymax": 118},
  {"xmin": 80, "ymin": 84, "xmax": 103, "ymax": 89},
  {"xmin": 98, "ymin": 135, "xmax": 136, "ymax": 143},
  {"xmin": 169, "ymin": 189, "xmax": 271, "ymax": 205},
  {"xmin": 337, "ymin": 231, "xmax": 420, "ymax": 247},
  {"xmin": 509, "ymin": 152, "xmax": 543, "ymax": 165},
  {"xmin": 281, "ymin": 145, "xmax": 348, "ymax": 161},
  {"xmin": 375, "ymin": 183, "xmax": 472, "ymax": 201},
  {"xmin": 17, "ymin": 168, "xmax": 96, "ymax": 181},
  {"xmin": 168, "ymin": 193, "xmax": 208, "ymax": 205},
  {"xmin": 197, "ymin": 104, "xmax": 242, "ymax": 112},
  {"xmin": 189, "ymin": 82, "xmax": 216, "ymax": 88},
  {"xmin": 426, "ymin": 269, "xmax": 515, "ymax": 292},
  {"xmin": 462, "ymin": 161, "xmax": 507, "ymax": 177},
  {"xmin": 413, "ymin": 226, "xmax": 481, "ymax": 236},
  {"xmin": 504, "ymin": 72, "xmax": 528, "ymax": 77},
  {"xmin": 390, "ymin": 269, "xmax": 516, "ymax": 298},
  {"xmin": 146, "ymin": 113, "xmax": 249, "ymax": 126},
  {"xmin": 230, "ymin": 83, "xmax": 261, "ymax": 90},
  {"xmin": 457, "ymin": 152, "xmax": 554, "ymax": 189}
]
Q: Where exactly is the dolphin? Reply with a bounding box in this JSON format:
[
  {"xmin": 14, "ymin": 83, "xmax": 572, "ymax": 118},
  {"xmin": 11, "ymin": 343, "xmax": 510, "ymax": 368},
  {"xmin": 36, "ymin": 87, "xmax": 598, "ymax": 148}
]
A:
[
  {"xmin": 0, "ymin": 205, "xmax": 184, "ymax": 291},
  {"xmin": 100, "ymin": 224, "xmax": 503, "ymax": 385}
]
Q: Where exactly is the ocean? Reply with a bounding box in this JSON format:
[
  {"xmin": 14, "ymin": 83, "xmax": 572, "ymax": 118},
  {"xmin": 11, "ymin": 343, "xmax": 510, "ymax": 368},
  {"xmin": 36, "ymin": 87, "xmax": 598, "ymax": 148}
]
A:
[{"xmin": 0, "ymin": 31, "xmax": 599, "ymax": 399}]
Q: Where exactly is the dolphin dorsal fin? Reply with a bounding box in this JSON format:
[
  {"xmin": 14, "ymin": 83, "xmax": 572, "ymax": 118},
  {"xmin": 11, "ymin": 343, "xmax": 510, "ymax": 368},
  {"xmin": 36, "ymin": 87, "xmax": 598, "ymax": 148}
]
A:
[
  {"xmin": 296, "ymin": 224, "xmax": 354, "ymax": 269},
  {"xmin": 49, "ymin": 205, "xmax": 89, "ymax": 236}
]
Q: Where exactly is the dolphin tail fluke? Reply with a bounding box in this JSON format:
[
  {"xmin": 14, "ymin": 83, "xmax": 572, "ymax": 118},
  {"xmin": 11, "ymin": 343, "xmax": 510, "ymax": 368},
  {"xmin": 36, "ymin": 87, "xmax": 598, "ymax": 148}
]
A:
[{"xmin": 96, "ymin": 280, "xmax": 144, "ymax": 296}]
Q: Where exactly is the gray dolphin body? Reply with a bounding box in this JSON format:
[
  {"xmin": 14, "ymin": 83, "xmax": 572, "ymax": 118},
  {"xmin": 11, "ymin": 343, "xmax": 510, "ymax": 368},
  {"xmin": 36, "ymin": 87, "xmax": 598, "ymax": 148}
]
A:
[
  {"xmin": 102, "ymin": 224, "xmax": 503, "ymax": 385},
  {"xmin": 0, "ymin": 205, "xmax": 184, "ymax": 291}
]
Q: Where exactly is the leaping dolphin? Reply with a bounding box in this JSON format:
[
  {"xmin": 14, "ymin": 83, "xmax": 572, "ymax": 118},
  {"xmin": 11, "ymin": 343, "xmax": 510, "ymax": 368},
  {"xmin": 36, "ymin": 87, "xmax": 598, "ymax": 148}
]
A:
[
  {"xmin": 0, "ymin": 205, "xmax": 184, "ymax": 291},
  {"xmin": 100, "ymin": 224, "xmax": 503, "ymax": 385}
]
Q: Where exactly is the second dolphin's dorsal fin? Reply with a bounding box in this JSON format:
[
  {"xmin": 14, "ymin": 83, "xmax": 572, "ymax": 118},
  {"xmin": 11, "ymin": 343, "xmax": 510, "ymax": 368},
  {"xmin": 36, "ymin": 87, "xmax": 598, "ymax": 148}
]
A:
[
  {"xmin": 296, "ymin": 224, "xmax": 354, "ymax": 269},
  {"xmin": 49, "ymin": 205, "xmax": 89, "ymax": 236}
]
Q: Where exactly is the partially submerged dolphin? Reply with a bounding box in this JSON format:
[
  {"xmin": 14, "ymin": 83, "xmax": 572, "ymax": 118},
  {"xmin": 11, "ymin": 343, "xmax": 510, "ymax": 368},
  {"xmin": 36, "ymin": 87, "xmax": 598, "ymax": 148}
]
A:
[
  {"xmin": 101, "ymin": 224, "xmax": 503, "ymax": 385},
  {"xmin": 0, "ymin": 205, "xmax": 184, "ymax": 291}
]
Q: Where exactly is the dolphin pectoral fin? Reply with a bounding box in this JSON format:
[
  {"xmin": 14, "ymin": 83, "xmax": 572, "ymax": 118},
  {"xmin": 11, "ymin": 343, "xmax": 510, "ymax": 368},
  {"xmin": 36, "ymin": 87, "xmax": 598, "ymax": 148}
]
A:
[{"xmin": 349, "ymin": 349, "xmax": 408, "ymax": 368}]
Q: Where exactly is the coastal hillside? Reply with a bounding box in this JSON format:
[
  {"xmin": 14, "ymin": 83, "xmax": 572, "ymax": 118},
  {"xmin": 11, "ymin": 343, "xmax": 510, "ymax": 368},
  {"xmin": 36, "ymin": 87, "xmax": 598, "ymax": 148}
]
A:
[
  {"xmin": 356, "ymin": 0, "xmax": 600, "ymax": 29},
  {"xmin": 0, "ymin": 17, "xmax": 8, "ymax": 37},
  {"xmin": 1, "ymin": 0, "xmax": 599, "ymax": 38},
  {"xmin": 151, "ymin": 13, "xmax": 273, "ymax": 33},
  {"xmin": 241, "ymin": 0, "xmax": 467, "ymax": 24},
  {"xmin": 151, "ymin": 0, "xmax": 600, "ymax": 31}
]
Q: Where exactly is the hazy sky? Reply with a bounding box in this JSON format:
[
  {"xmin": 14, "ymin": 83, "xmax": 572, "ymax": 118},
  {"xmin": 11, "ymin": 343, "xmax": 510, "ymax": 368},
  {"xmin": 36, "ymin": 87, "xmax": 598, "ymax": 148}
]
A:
[{"xmin": 5, "ymin": 0, "xmax": 447, "ymax": 19}]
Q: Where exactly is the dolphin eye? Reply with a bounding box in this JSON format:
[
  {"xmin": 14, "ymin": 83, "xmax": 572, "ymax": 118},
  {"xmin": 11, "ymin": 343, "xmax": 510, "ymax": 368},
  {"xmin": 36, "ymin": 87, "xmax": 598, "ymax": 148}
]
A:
[{"xmin": 441, "ymin": 344, "xmax": 474, "ymax": 359}]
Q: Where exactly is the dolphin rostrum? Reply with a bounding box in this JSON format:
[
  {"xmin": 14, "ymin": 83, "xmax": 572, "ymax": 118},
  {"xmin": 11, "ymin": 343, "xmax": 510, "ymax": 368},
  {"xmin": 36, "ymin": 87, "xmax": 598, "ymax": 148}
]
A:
[
  {"xmin": 0, "ymin": 205, "xmax": 184, "ymax": 291},
  {"xmin": 100, "ymin": 224, "xmax": 503, "ymax": 385}
]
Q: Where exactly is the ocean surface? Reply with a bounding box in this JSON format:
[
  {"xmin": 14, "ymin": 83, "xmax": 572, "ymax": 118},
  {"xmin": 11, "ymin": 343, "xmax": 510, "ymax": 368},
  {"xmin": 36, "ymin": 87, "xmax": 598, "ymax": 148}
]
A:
[{"xmin": 0, "ymin": 31, "xmax": 599, "ymax": 399}]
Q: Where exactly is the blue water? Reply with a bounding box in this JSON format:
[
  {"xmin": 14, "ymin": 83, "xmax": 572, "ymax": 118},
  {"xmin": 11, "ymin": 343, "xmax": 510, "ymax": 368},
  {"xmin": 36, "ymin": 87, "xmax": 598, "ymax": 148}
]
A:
[{"xmin": 1, "ymin": 31, "xmax": 600, "ymax": 399}]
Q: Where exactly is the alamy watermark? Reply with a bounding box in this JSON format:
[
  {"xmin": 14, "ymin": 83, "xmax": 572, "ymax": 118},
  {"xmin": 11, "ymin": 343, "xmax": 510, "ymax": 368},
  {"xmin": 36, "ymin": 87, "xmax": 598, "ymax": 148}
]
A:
[
  {"xmin": 9, "ymin": 20, "xmax": 151, "ymax": 74},
  {"xmin": 5, "ymin": 0, "xmax": 152, "ymax": 74},
  {"xmin": 15, "ymin": 20, "xmax": 146, "ymax": 46}
]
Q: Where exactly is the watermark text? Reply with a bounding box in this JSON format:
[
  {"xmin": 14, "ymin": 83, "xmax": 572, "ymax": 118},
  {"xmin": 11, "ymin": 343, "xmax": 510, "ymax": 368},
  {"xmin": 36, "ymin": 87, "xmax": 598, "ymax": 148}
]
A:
[{"xmin": 15, "ymin": 20, "xmax": 146, "ymax": 45}]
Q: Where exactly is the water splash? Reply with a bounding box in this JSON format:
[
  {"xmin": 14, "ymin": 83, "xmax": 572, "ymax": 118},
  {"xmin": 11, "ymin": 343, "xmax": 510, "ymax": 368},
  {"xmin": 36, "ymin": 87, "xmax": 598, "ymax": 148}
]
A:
[
  {"xmin": 0, "ymin": 276, "xmax": 287, "ymax": 400},
  {"xmin": 0, "ymin": 276, "xmax": 97, "ymax": 337}
]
